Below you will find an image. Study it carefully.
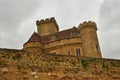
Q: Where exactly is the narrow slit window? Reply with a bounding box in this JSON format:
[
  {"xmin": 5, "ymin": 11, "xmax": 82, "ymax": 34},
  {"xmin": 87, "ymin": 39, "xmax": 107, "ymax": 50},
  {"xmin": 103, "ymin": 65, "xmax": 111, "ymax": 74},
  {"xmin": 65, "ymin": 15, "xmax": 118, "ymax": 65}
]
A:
[
  {"xmin": 68, "ymin": 51, "xmax": 70, "ymax": 55},
  {"xmin": 76, "ymin": 48, "xmax": 81, "ymax": 57},
  {"xmin": 95, "ymin": 44, "xmax": 99, "ymax": 52}
]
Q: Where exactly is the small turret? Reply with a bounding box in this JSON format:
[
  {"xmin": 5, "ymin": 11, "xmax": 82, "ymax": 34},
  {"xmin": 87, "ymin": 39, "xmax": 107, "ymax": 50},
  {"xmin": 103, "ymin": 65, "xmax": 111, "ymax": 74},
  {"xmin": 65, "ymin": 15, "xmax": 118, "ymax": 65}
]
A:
[
  {"xmin": 78, "ymin": 21, "xmax": 102, "ymax": 58},
  {"xmin": 79, "ymin": 21, "xmax": 97, "ymax": 30},
  {"xmin": 23, "ymin": 32, "xmax": 43, "ymax": 53},
  {"xmin": 36, "ymin": 17, "xmax": 59, "ymax": 36}
]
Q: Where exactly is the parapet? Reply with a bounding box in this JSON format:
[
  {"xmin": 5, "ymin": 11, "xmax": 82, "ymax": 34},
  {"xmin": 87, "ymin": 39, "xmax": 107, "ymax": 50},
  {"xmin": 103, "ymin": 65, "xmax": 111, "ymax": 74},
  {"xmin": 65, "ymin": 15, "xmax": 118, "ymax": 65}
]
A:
[
  {"xmin": 36, "ymin": 17, "xmax": 59, "ymax": 31},
  {"xmin": 78, "ymin": 21, "xmax": 97, "ymax": 30}
]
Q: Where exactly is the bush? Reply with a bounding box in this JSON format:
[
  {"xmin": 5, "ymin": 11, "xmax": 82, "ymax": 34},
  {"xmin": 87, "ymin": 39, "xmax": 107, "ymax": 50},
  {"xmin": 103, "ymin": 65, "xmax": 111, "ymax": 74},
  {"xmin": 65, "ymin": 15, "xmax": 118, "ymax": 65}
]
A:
[
  {"xmin": 12, "ymin": 54, "xmax": 22, "ymax": 60},
  {"xmin": 81, "ymin": 59, "xmax": 88, "ymax": 69}
]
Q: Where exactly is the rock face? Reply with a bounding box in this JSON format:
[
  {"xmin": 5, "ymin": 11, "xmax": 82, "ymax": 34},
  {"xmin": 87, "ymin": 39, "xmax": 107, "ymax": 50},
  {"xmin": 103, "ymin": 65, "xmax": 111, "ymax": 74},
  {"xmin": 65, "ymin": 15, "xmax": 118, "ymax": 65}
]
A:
[{"xmin": 0, "ymin": 48, "xmax": 120, "ymax": 80}]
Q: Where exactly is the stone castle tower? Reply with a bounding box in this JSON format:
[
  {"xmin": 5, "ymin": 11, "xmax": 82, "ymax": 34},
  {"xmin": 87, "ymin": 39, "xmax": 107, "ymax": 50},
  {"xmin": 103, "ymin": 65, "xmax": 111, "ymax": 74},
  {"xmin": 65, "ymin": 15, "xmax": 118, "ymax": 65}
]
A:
[
  {"xmin": 36, "ymin": 17, "xmax": 59, "ymax": 36},
  {"xmin": 79, "ymin": 21, "xmax": 101, "ymax": 57},
  {"xmin": 23, "ymin": 17, "xmax": 102, "ymax": 58}
]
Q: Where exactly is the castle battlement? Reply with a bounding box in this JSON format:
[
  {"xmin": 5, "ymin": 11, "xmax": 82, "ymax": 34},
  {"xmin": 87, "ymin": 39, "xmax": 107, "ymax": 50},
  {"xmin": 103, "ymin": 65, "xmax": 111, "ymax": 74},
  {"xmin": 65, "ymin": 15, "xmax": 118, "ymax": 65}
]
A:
[
  {"xmin": 36, "ymin": 17, "xmax": 58, "ymax": 26},
  {"xmin": 79, "ymin": 21, "xmax": 97, "ymax": 30},
  {"xmin": 36, "ymin": 17, "xmax": 59, "ymax": 35}
]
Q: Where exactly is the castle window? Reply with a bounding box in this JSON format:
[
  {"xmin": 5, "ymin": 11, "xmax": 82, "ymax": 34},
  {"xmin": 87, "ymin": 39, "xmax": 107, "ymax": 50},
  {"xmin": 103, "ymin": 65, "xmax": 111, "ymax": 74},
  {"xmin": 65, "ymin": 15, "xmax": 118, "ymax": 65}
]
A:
[
  {"xmin": 71, "ymin": 27, "xmax": 78, "ymax": 37},
  {"xmin": 58, "ymin": 40, "xmax": 61, "ymax": 43},
  {"xmin": 59, "ymin": 43, "xmax": 62, "ymax": 45},
  {"xmin": 71, "ymin": 31, "xmax": 76, "ymax": 37},
  {"xmin": 68, "ymin": 51, "xmax": 70, "ymax": 55},
  {"xmin": 51, "ymin": 34, "xmax": 56, "ymax": 41},
  {"xmin": 76, "ymin": 48, "xmax": 81, "ymax": 57},
  {"xmin": 58, "ymin": 40, "xmax": 61, "ymax": 45},
  {"xmin": 95, "ymin": 44, "xmax": 99, "ymax": 52},
  {"xmin": 51, "ymin": 51, "xmax": 57, "ymax": 55},
  {"xmin": 47, "ymin": 43, "xmax": 49, "ymax": 45},
  {"xmin": 52, "ymin": 52, "xmax": 56, "ymax": 55}
]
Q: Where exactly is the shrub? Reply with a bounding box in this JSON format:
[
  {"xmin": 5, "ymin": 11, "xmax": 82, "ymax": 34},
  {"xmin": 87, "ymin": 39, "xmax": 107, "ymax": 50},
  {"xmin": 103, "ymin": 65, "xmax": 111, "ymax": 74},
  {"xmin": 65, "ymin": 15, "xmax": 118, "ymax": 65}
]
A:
[
  {"xmin": 12, "ymin": 54, "xmax": 22, "ymax": 60},
  {"xmin": 81, "ymin": 59, "xmax": 88, "ymax": 69}
]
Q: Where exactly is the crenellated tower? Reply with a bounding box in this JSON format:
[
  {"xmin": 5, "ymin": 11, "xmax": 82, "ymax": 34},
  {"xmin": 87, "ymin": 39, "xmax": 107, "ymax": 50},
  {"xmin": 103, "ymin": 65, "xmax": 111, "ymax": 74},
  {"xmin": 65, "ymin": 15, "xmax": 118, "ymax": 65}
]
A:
[
  {"xmin": 23, "ymin": 32, "xmax": 43, "ymax": 53},
  {"xmin": 36, "ymin": 17, "xmax": 59, "ymax": 36},
  {"xmin": 78, "ymin": 21, "xmax": 102, "ymax": 58},
  {"xmin": 23, "ymin": 17, "xmax": 102, "ymax": 58}
]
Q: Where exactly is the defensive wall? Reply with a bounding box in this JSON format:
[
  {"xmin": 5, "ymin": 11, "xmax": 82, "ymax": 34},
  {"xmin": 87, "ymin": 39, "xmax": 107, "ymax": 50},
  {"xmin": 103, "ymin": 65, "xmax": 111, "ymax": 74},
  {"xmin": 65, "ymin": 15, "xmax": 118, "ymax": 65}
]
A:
[{"xmin": 0, "ymin": 48, "xmax": 120, "ymax": 80}]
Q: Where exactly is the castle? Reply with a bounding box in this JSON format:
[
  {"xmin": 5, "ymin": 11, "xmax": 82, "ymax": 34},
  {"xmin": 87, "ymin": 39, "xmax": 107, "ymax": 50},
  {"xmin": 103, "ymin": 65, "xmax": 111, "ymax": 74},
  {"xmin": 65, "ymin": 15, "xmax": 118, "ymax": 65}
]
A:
[
  {"xmin": 23, "ymin": 17, "xmax": 102, "ymax": 58},
  {"xmin": 0, "ymin": 17, "xmax": 120, "ymax": 80}
]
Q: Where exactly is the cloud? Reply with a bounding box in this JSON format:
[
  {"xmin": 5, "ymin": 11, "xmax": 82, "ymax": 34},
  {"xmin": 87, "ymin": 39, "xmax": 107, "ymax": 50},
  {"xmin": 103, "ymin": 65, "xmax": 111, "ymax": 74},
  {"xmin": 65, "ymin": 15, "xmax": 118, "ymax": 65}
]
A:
[
  {"xmin": 35, "ymin": 0, "xmax": 102, "ymax": 30},
  {"xmin": 0, "ymin": 0, "xmax": 40, "ymax": 49},
  {"xmin": 99, "ymin": 0, "xmax": 120, "ymax": 59},
  {"xmin": 1, "ymin": 0, "xmax": 117, "ymax": 59}
]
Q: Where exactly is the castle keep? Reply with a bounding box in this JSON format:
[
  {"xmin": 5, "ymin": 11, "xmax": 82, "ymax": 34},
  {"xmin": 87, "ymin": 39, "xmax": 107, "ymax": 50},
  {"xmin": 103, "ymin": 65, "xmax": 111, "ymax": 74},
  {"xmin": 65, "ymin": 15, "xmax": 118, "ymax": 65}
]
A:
[
  {"xmin": 23, "ymin": 17, "xmax": 102, "ymax": 58},
  {"xmin": 0, "ymin": 17, "xmax": 120, "ymax": 80}
]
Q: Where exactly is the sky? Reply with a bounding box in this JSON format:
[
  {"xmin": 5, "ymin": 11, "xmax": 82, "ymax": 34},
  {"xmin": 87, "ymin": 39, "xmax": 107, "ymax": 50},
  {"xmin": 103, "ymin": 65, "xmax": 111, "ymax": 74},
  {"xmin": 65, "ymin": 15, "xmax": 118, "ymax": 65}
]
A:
[{"xmin": 0, "ymin": 0, "xmax": 120, "ymax": 59}]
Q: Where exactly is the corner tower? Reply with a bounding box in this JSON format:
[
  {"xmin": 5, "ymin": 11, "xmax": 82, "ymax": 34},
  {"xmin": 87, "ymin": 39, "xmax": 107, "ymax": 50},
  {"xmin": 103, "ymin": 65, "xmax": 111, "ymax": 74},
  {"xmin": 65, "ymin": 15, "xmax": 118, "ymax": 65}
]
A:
[
  {"xmin": 78, "ymin": 21, "xmax": 102, "ymax": 58},
  {"xmin": 23, "ymin": 32, "xmax": 43, "ymax": 53},
  {"xmin": 36, "ymin": 17, "xmax": 59, "ymax": 36}
]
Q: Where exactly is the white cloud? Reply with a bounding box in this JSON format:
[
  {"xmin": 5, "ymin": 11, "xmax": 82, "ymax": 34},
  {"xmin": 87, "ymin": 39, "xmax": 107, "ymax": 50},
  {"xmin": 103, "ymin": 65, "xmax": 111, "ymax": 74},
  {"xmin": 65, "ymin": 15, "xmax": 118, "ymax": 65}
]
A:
[
  {"xmin": 1, "ymin": 0, "xmax": 119, "ymax": 59},
  {"xmin": 99, "ymin": 0, "xmax": 120, "ymax": 59},
  {"xmin": 0, "ymin": 0, "xmax": 40, "ymax": 49}
]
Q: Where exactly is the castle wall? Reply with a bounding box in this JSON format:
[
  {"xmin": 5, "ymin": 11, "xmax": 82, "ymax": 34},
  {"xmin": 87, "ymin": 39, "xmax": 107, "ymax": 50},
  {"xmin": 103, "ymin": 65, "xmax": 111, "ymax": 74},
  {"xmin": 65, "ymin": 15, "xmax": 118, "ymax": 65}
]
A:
[
  {"xmin": 23, "ymin": 42, "xmax": 42, "ymax": 53},
  {"xmin": 0, "ymin": 49, "xmax": 120, "ymax": 80},
  {"xmin": 43, "ymin": 37, "xmax": 83, "ymax": 56},
  {"xmin": 44, "ymin": 43, "xmax": 82, "ymax": 56}
]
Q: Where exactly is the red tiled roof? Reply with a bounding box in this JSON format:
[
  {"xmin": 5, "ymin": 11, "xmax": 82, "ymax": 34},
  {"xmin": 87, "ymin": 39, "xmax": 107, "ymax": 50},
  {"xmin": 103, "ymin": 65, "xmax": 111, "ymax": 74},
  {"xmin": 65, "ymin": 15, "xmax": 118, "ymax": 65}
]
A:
[
  {"xmin": 26, "ymin": 27, "xmax": 79, "ymax": 44},
  {"xmin": 27, "ymin": 32, "xmax": 41, "ymax": 42},
  {"xmin": 41, "ymin": 27, "xmax": 79, "ymax": 44}
]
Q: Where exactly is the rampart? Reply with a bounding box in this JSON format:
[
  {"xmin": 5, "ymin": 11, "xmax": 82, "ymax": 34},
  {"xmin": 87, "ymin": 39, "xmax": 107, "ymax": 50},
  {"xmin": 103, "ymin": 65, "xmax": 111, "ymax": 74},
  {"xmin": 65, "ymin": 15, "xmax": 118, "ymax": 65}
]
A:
[{"xmin": 0, "ymin": 48, "xmax": 120, "ymax": 80}]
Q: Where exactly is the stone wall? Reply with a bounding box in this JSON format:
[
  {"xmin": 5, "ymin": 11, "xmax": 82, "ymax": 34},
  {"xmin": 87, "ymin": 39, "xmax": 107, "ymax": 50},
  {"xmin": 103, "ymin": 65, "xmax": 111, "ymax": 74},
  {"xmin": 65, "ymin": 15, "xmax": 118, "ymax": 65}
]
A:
[
  {"xmin": 0, "ymin": 48, "xmax": 120, "ymax": 80},
  {"xmin": 44, "ymin": 37, "xmax": 82, "ymax": 56},
  {"xmin": 23, "ymin": 42, "xmax": 42, "ymax": 53}
]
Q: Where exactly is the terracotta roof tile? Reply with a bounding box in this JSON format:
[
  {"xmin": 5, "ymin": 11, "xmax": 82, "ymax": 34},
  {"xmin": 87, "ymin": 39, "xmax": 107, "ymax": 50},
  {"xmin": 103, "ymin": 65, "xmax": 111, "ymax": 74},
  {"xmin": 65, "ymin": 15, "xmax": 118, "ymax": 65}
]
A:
[
  {"xmin": 41, "ymin": 27, "xmax": 79, "ymax": 44},
  {"xmin": 27, "ymin": 32, "xmax": 41, "ymax": 42},
  {"xmin": 26, "ymin": 27, "xmax": 79, "ymax": 44}
]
